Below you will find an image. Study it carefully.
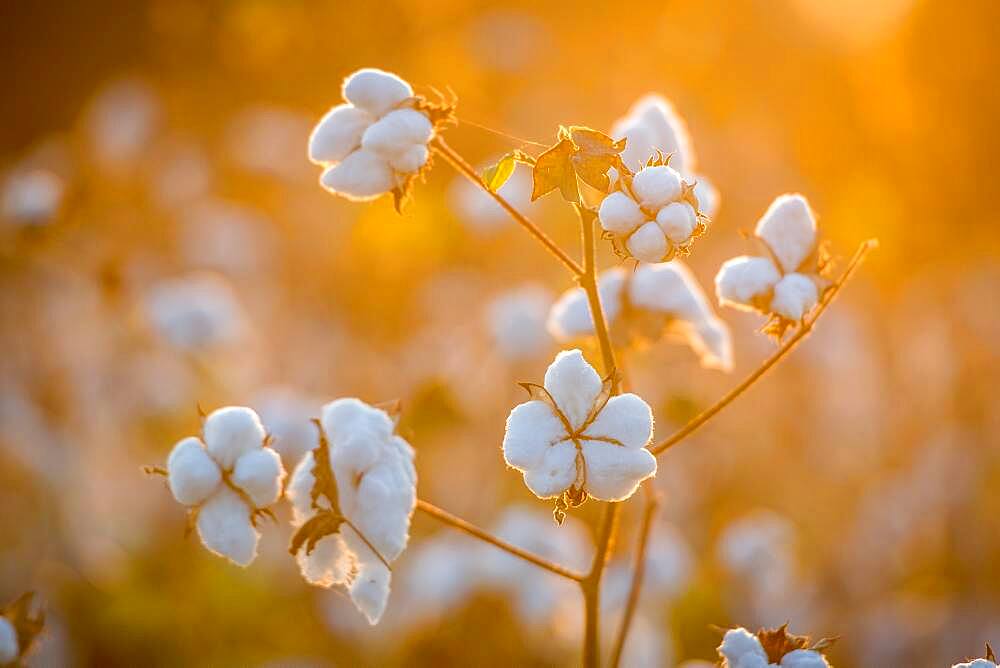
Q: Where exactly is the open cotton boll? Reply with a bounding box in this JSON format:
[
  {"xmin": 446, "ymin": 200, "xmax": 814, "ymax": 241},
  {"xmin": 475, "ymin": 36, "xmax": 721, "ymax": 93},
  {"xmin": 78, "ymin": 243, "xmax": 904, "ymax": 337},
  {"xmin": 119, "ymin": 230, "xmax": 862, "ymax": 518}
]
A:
[
  {"xmin": 361, "ymin": 110, "xmax": 433, "ymax": 162},
  {"xmin": 308, "ymin": 104, "xmax": 373, "ymax": 164},
  {"xmin": 342, "ymin": 68, "xmax": 414, "ymax": 118},
  {"xmin": 599, "ymin": 190, "xmax": 646, "ymax": 234},
  {"xmin": 546, "ymin": 269, "xmax": 626, "ymax": 341},
  {"xmin": 231, "ymin": 447, "xmax": 284, "ymax": 508},
  {"xmin": 320, "ymin": 149, "xmax": 396, "ymax": 201},
  {"xmin": 770, "ymin": 273, "xmax": 819, "ymax": 320},
  {"xmin": 719, "ymin": 628, "xmax": 769, "ymax": 667},
  {"xmin": 780, "ymin": 649, "xmax": 830, "ymax": 668},
  {"xmin": 656, "ymin": 201, "xmax": 698, "ymax": 244},
  {"xmin": 542, "ymin": 349, "xmax": 603, "ymax": 429},
  {"xmin": 203, "ymin": 406, "xmax": 266, "ymax": 470},
  {"xmin": 630, "ymin": 165, "xmax": 683, "ymax": 210},
  {"xmin": 196, "ymin": 486, "xmax": 259, "ymax": 567},
  {"xmin": 627, "ymin": 221, "xmax": 668, "ymax": 263},
  {"xmin": 388, "ymin": 144, "xmax": 428, "ymax": 173},
  {"xmin": 755, "ymin": 194, "xmax": 817, "ymax": 273},
  {"xmin": 349, "ymin": 559, "xmax": 392, "ymax": 625},
  {"xmin": 0, "ymin": 616, "xmax": 18, "ymax": 664},
  {"xmin": 716, "ymin": 256, "xmax": 782, "ymax": 311},
  {"xmin": 167, "ymin": 436, "xmax": 221, "ymax": 505}
]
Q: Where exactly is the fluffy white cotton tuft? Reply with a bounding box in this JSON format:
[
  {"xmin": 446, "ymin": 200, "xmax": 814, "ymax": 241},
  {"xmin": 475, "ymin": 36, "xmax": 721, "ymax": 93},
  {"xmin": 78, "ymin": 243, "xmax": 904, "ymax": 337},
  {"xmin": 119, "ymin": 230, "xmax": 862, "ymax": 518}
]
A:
[
  {"xmin": 755, "ymin": 194, "xmax": 817, "ymax": 273},
  {"xmin": 952, "ymin": 660, "xmax": 997, "ymax": 668},
  {"xmin": 196, "ymin": 486, "xmax": 259, "ymax": 567},
  {"xmin": 231, "ymin": 447, "xmax": 284, "ymax": 508},
  {"xmin": 627, "ymin": 221, "xmax": 669, "ymax": 263},
  {"xmin": 780, "ymin": 649, "xmax": 831, "ymax": 668},
  {"xmin": 503, "ymin": 349, "xmax": 656, "ymax": 502},
  {"xmin": 598, "ymin": 191, "xmax": 646, "ymax": 234},
  {"xmin": 715, "ymin": 256, "xmax": 781, "ymax": 311},
  {"xmin": 203, "ymin": 406, "xmax": 266, "ymax": 470},
  {"xmin": 719, "ymin": 628, "xmax": 769, "ymax": 668},
  {"xmin": 361, "ymin": 110, "xmax": 433, "ymax": 163},
  {"xmin": 0, "ymin": 616, "xmax": 18, "ymax": 664},
  {"xmin": 349, "ymin": 560, "xmax": 392, "ymax": 625},
  {"xmin": 167, "ymin": 436, "xmax": 222, "ymax": 505},
  {"xmin": 630, "ymin": 165, "xmax": 683, "ymax": 210},
  {"xmin": 320, "ymin": 149, "xmax": 396, "ymax": 201},
  {"xmin": 342, "ymin": 68, "xmax": 413, "ymax": 117},
  {"xmin": 656, "ymin": 201, "xmax": 698, "ymax": 244},
  {"xmin": 770, "ymin": 273, "xmax": 819, "ymax": 321},
  {"xmin": 308, "ymin": 104, "xmax": 373, "ymax": 164}
]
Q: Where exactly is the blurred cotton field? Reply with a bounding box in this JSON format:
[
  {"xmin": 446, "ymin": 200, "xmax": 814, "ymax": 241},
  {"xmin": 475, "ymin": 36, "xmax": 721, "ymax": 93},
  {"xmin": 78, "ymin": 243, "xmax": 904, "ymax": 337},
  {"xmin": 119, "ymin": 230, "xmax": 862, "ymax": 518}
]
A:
[{"xmin": 1, "ymin": 1, "xmax": 999, "ymax": 667}]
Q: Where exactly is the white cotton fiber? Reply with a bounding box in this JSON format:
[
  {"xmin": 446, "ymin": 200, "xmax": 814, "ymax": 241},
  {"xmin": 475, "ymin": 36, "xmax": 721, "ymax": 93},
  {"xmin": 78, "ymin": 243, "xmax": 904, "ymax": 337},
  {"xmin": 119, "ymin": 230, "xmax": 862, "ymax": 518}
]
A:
[
  {"xmin": 719, "ymin": 628, "xmax": 769, "ymax": 667},
  {"xmin": 523, "ymin": 440, "xmax": 579, "ymax": 499},
  {"xmin": 546, "ymin": 268, "xmax": 626, "ymax": 341},
  {"xmin": 542, "ymin": 349, "xmax": 603, "ymax": 429},
  {"xmin": 231, "ymin": 447, "xmax": 284, "ymax": 508},
  {"xmin": 361, "ymin": 109, "xmax": 433, "ymax": 161},
  {"xmin": 349, "ymin": 561, "xmax": 392, "ymax": 625},
  {"xmin": 598, "ymin": 190, "xmax": 646, "ymax": 234},
  {"xmin": 388, "ymin": 143, "xmax": 429, "ymax": 173},
  {"xmin": 342, "ymin": 68, "xmax": 413, "ymax": 117},
  {"xmin": 320, "ymin": 149, "xmax": 396, "ymax": 200},
  {"xmin": 308, "ymin": 104, "xmax": 373, "ymax": 164},
  {"xmin": 503, "ymin": 401, "xmax": 566, "ymax": 471},
  {"xmin": 630, "ymin": 165, "xmax": 683, "ymax": 210},
  {"xmin": 0, "ymin": 616, "xmax": 18, "ymax": 664},
  {"xmin": 196, "ymin": 486, "xmax": 259, "ymax": 567},
  {"xmin": 715, "ymin": 256, "xmax": 781, "ymax": 311},
  {"xmin": 656, "ymin": 201, "xmax": 698, "ymax": 244},
  {"xmin": 203, "ymin": 406, "xmax": 266, "ymax": 470},
  {"xmin": 167, "ymin": 436, "xmax": 221, "ymax": 505},
  {"xmin": 780, "ymin": 649, "xmax": 831, "ymax": 668},
  {"xmin": 755, "ymin": 194, "xmax": 817, "ymax": 273},
  {"xmin": 584, "ymin": 394, "xmax": 653, "ymax": 449},
  {"xmin": 579, "ymin": 440, "xmax": 656, "ymax": 502},
  {"xmin": 627, "ymin": 221, "xmax": 668, "ymax": 263},
  {"xmin": 770, "ymin": 273, "xmax": 819, "ymax": 321}
]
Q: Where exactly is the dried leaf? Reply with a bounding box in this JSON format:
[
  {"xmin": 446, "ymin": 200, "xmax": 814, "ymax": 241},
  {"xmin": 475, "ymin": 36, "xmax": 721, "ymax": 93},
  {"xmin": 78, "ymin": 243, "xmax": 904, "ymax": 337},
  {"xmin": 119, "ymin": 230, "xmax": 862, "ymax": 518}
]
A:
[
  {"xmin": 569, "ymin": 126, "xmax": 625, "ymax": 192},
  {"xmin": 531, "ymin": 137, "xmax": 579, "ymax": 202},
  {"xmin": 289, "ymin": 510, "xmax": 346, "ymax": 556},
  {"xmin": 757, "ymin": 624, "xmax": 811, "ymax": 663},
  {"xmin": 987, "ymin": 643, "xmax": 997, "ymax": 663},
  {"xmin": 809, "ymin": 636, "xmax": 840, "ymax": 653}
]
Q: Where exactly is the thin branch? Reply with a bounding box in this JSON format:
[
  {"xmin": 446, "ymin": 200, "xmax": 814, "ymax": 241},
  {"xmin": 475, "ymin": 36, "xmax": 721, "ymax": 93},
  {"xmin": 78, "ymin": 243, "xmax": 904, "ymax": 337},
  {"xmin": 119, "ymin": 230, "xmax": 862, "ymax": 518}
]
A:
[
  {"xmin": 650, "ymin": 238, "xmax": 878, "ymax": 456},
  {"xmin": 576, "ymin": 204, "xmax": 619, "ymax": 391},
  {"xmin": 581, "ymin": 502, "xmax": 622, "ymax": 668},
  {"xmin": 609, "ymin": 486, "xmax": 660, "ymax": 668},
  {"xmin": 415, "ymin": 499, "xmax": 585, "ymax": 582},
  {"xmin": 430, "ymin": 135, "xmax": 584, "ymax": 276}
]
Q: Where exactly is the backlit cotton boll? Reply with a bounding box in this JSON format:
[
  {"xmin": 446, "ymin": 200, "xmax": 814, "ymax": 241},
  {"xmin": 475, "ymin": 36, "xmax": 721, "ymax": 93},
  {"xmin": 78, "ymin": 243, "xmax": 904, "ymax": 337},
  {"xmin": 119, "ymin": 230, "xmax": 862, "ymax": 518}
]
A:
[
  {"xmin": 547, "ymin": 262, "xmax": 732, "ymax": 371},
  {"xmin": 611, "ymin": 94, "xmax": 720, "ymax": 218},
  {"xmin": 144, "ymin": 273, "xmax": 247, "ymax": 352},
  {"xmin": 0, "ymin": 616, "xmax": 18, "ymax": 664},
  {"xmin": 1, "ymin": 169, "xmax": 64, "ymax": 228},
  {"xmin": 598, "ymin": 162, "xmax": 706, "ymax": 263},
  {"xmin": 502, "ymin": 349, "xmax": 656, "ymax": 502},
  {"xmin": 309, "ymin": 68, "xmax": 435, "ymax": 202},
  {"xmin": 486, "ymin": 285, "xmax": 553, "ymax": 360},
  {"xmin": 165, "ymin": 406, "xmax": 285, "ymax": 566},
  {"xmin": 715, "ymin": 194, "xmax": 825, "ymax": 322},
  {"xmin": 287, "ymin": 398, "xmax": 417, "ymax": 625},
  {"xmin": 718, "ymin": 628, "xmax": 831, "ymax": 668}
]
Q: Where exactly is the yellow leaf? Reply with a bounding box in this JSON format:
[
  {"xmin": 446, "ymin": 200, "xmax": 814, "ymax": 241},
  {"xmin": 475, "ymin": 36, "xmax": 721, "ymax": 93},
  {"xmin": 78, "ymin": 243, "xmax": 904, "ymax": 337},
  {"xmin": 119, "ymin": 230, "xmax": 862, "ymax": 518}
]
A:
[
  {"xmin": 482, "ymin": 152, "xmax": 517, "ymax": 192},
  {"xmin": 531, "ymin": 138, "xmax": 579, "ymax": 202}
]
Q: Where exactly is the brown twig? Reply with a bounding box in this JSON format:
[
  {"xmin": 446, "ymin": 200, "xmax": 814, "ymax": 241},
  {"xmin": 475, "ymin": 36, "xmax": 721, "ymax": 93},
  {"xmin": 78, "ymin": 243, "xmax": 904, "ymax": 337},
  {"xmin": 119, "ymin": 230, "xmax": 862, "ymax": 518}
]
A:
[
  {"xmin": 609, "ymin": 486, "xmax": 660, "ymax": 668},
  {"xmin": 416, "ymin": 499, "xmax": 585, "ymax": 581},
  {"xmin": 430, "ymin": 135, "xmax": 584, "ymax": 276},
  {"xmin": 650, "ymin": 238, "xmax": 878, "ymax": 456},
  {"xmin": 576, "ymin": 204, "xmax": 619, "ymax": 392},
  {"xmin": 581, "ymin": 502, "xmax": 622, "ymax": 668}
]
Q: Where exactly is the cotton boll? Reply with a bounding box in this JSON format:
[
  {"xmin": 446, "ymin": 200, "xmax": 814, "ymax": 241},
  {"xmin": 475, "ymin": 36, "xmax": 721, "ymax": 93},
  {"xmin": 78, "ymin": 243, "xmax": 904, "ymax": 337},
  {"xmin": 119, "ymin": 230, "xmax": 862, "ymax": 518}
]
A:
[
  {"xmin": 584, "ymin": 394, "xmax": 653, "ymax": 449},
  {"xmin": 656, "ymin": 202, "xmax": 698, "ymax": 244},
  {"xmin": 196, "ymin": 487, "xmax": 259, "ymax": 566},
  {"xmin": 286, "ymin": 451, "xmax": 321, "ymax": 524},
  {"xmin": 232, "ymin": 447, "xmax": 284, "ymax": 508},
  {"xmin": 297, "ymin": 533, "xmax": 352, "ymax": 587},
  {"xmin": 719, "ymin": 628, "xmax": 768, "ymax": 666},
  {"xmin": 486, "ymin": 285, "xmax": 552, "ymax": 360},
  {"xmin": 503, "ymin": 401, "xmax": 568, "ymax": 470},
  {"xmin": 546, "ymin": 269, "xmax": 626, "ymax": 340},
  {"xmin": 579, "ymin": 441, "xmax": 656, "ymax": 501},
  {"xmin": 612, "ymin": 95, "xmax": 693, "ymax": 173},
  {"xmin": 350, "ymin": 561, "xmax": 392, "ymax": 625},
  {"xmin": 523, "ymin": 440, "xmax": 579, "ymax": 499},
  {"xmin": 388, "ymin": 144, "xmax": 429, "ymax": 173},
  {"xmin": 167, "ymin": 436, "xmax": 221, "ymax": 505},
  {"xmin": 770, "ymin": 273, "xmax": 819, "ymax": 320},
  {"xmin": 203, "ymin": 406, "xmax": 266, "ymax": 470},
  {"xmin": 145, "ymin": 273, "xmax": 246, "ymax": 352},
  {"xmin": 87, "ymin": 79, "xmax": 160, "ymax": 170},
  {"xmin": 342, "ymin": 68, "xmax": 414, "ymax": 117},
  {"xmin": 308, "ymin": 104, "xmax": 374, "ymax": 164},
  {"xmin": 630, "ymin": 165, "xmax": 683, "ymax": 210},
  {"xmin": 255, "ymin": 388, "xmax": 319, "ymax": 470},
  {"xmin": 952, "ymin": 661, "xmax": 997, "ymax": 668},
  {"xmin": 0, "ymin": 616, "xmax": 18, "ymax": 663},
  {"xmin": 780, "ymin": 649, "xmax": 831, "ymax": 668},
  {"xmin": 755, "ymin": 194, "xmax": 817, "ymax": 273},
  {"xmin": 361, "ymin": 109, "xmax": 433, "ymax": 162},
  {"xmin": 543, "ymin": 349, "xmax": 603, "ymax": 429},
  {"xmin": 715, "ymin": 256, "xmax": 781, "ymax": 311},
  {"xmin": 627, "ymin": 221, "xmax": 668, "ymax": 263},
  {"xmin": 693, "ymin": 317, "xmax": 734, "ymax": 372},
  {"xmin": 2, "ymin": 169, "xmax": 64, "ymax": 227},
  {"xmin": 320, "ymin": 149, "xmax": 396, "ymax": 200},
  {"xmin": 598, "ymin": 191, "xmax": 645, "ymax": 234}
]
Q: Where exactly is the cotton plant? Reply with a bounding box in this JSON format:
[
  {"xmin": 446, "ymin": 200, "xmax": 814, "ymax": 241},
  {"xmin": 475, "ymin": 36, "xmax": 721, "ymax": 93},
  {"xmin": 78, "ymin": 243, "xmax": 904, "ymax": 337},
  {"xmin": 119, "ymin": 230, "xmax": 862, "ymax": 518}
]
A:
[
  {"xmin": 308, "ymin": 68, "xmax": 454, "ymax": 210},
  {"xmin": 716, "ymin": 194, "xmax": 831, "ymax": 335},
  {"xmin": 163, "ymin": 406, "xmax": 285, "ymax": 566},
  {"xmin": 611, "ymin": 94, "xmax": 719, "ymax": 218},
  {"xmin": 718, "ymin": 625, "xmax": 835, "ymax": 668},
  {"xmin": 287, "ymin": 398, "xmax": 417, "ymax": 625},
  {"xmin": 547, "ymin": 260, "xmax": 733, "ymax": 371},
  {"xmin": 502, "ymin": 349, "xmax": 656, "ymax": 521}
]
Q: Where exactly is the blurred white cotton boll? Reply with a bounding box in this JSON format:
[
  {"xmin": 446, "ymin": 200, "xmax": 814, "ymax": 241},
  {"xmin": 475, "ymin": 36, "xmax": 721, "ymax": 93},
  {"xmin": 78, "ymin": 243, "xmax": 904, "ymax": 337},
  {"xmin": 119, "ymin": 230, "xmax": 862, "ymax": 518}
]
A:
[
  {"xmin": 144, "ymin": 273, "xmax": 247, "ymax": 352},
  {"xmin": 1, "ymin": 169, "xmax": 64, "ymax": 228},
  {"xmin": 547, "ymin": 268, "xmax": 626, "ymax": 340},
  {"xmin": 85, "ymin": 79, "xmax": 160, "ymax": 171},
  {"xmin": 448, "ymin": 161, "xmax": 533, "ymax": 233},
  {"xmin": 396, "ymin": 534, "xmax": 479, "ymax": 626},
  {"xmin": 486, "ymin": 284, "xmax": 553, "ymax": 360},
  {"xmin": 717, "ymin": 510, "xmax": 797, "ymax": 598},
  {"xmin": 254, "ymin": 388, "xmax": 321, "ymax": 470},
  {"xmin": 226, "ymin": 106, "xmax": 313, "ymax": 181},
  {"xmin": 0, "ymin": 616, "xmax": 18, "ymax": 664}
]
